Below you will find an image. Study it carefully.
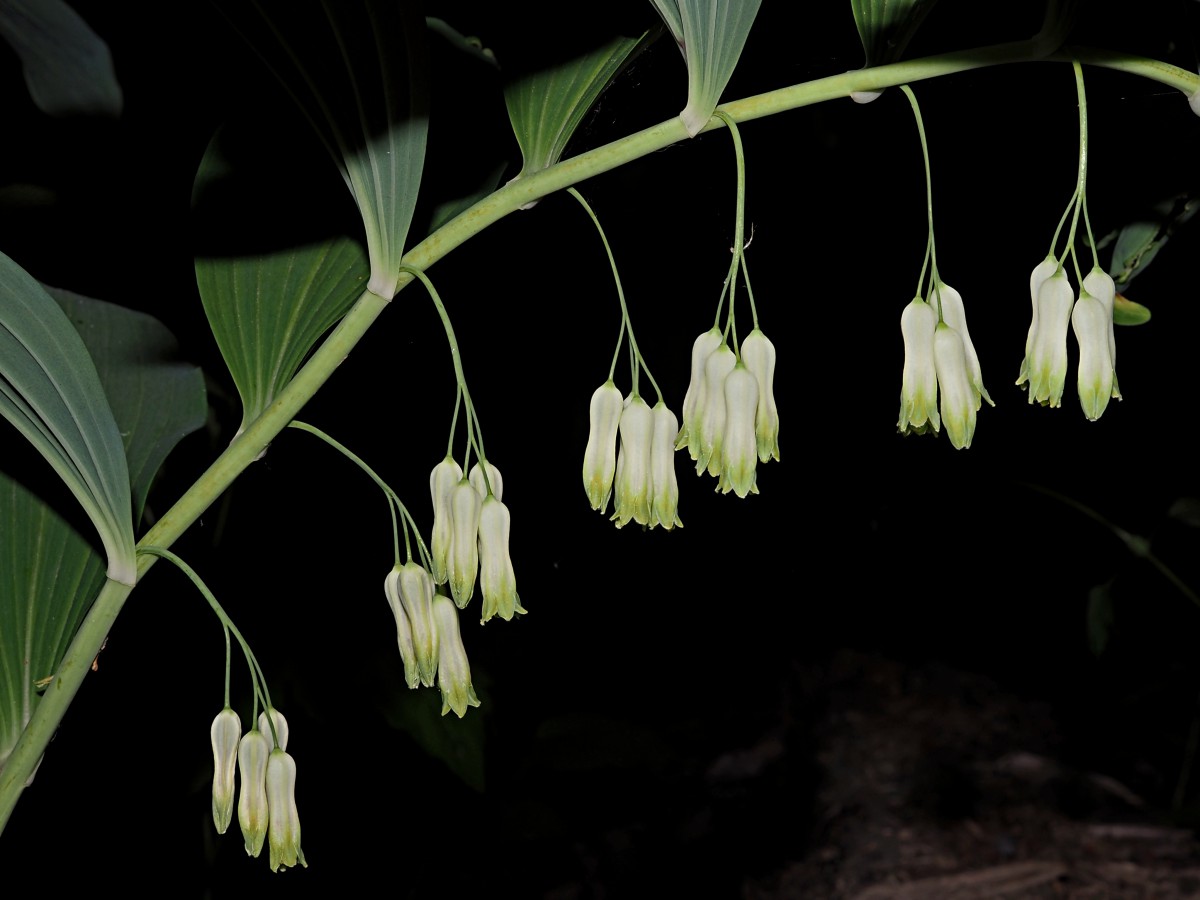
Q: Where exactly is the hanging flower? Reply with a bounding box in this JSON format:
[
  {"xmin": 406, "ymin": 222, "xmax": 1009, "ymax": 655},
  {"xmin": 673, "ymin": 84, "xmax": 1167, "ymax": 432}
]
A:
[
  {"xmin": 265, "ymin": 749, "xmax": 306, "ymax": 872},
  {"xmin": 478, "ymin": 495, "xmax": 525, "ymax": 622},
  {"xmin": 739, "ymin": 328, "xmax": 779, "ymax": 462},
  {"xmin": 677, "ymin": 327, "xmax": 724, "ymax": 458},
  {"xmin": 1016, "ymin": 256, "xmax": 1060, "ymax": 390},
  {"xmin": 611, "ymin": 395, "xmax": 654, "ymax": 528},
  {"xmin": 432, "ymin": 594, "xmax": 481, "ymax": 717},
  {"xmin": 384, "ymin": 565, "xmax": 420, "ymax": 688},
  {"xmin": 717, "ymin": 363, "xmax": 759, "ymax": 497},
  {"xmin": 1071, "ymin": 289, "xmax": 1116, "ymax": 420},
  {"xmin": 210, "ymin": 708, "xmax": 242, "ymax": 835},
  {"xmin": 1023, "ymin": 269, "xmax": 1075, "ymax": 407},
  {"xmin": 897, "ymin": 297, "xmax": 940, "ymax": 435},
  {"xmin": 649, "ymin": 402, "xmax": 683, "ymax": 529},
  {"xmin": 933, "ymin": 282, "xmax": 992, "ymax": 409},
  {"xmin": 582, "ymin": 381, "xmax": 624, "ymax": 512},
  {"xmin": 429, "ymin": 457, "xmax": 462, "ymax": 584},
  {"xmin": 696, "ymin": 344, "xmax": 738, "ymax": 475},
  {"xmin": 447, "ymin": 480, "xmax": 482, "ymax": 608},
  {"xmin": 1082, "ymin": 267, "xmax": 1121, "ymax": 402},
  {"xmin": 237, "ymin": 730, "xmax": 271, "ymax": 858},
  {"xmin": 933, "ymin": 323, "xmax": 977, "ymax": 449},
  {"xmin": 396, "ymin": 562, "xmax": 439, "ymax": 685}
]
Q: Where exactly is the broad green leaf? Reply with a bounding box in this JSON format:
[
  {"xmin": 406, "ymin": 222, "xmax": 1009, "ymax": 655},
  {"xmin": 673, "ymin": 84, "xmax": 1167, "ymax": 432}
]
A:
[
  {"xmin": 0, "ymin": 0, "xmax": 122, "ymax": 117},
  {"xmin": 0, "ymin": 252, "xmax": 134, "ymax": 583},
  {"xmin": 650, "ymin": 0, "xmax": 763, "ymax": 136},
  {"xmin": 505, "ymin": 32, "xmax": 652, "ymax": 178},
  {"xmin": 219, "ymin": 1, "xmax": 429, "ymax": 299},
  {"xmin": 0, "ymin": 294, "xmax": 205, "ymax": 773},
  {"xmin": 850, "ymin": 0, "xmax": 939, "ymax": 68},
  {"xmin": 193, "ymin": 134, "xmax": 370, "ymax": 433}
]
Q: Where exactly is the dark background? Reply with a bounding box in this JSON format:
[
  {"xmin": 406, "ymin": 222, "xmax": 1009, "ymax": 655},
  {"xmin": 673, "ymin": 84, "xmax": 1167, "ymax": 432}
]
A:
[{"xmin": 2, "ymin": 1, "xmax": 1200, "ymax": 896}]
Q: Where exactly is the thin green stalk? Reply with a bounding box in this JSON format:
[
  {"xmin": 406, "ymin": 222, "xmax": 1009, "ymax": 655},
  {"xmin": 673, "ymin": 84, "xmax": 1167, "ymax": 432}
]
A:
[
  {"xmin": 900, "ymin": 84, "xmax": 939, "ymax": 313},
  {"xmin": 567, "ymin": 187, "xmax": 663, "ymax": 405},
  {"xmin": 287, "ymin": 420, "xmax": 408, "ymax": 565},
  {"xmin": 2, "ymin": 39, "xmax": 1196, "ymax": 831},
  {"xmin": 712, "ymin": 109, "xmax": 747, "ymax": 354}
]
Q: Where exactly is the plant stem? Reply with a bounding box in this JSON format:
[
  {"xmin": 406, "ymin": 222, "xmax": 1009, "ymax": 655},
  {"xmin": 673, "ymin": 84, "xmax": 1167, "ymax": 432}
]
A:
[{"xmin": 2, "ymin": 38, "xmax": 1196, "ymax": 832}]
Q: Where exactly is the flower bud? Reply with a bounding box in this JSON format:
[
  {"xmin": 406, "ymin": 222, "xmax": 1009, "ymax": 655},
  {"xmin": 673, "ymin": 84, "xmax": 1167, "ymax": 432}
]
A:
[
  {"xmin": 266, "ymin": 749, "xmax": 306, "ymax": 871},
  {"xmin": 432, "ymin": 594, "xmax": 481, "ymax": 717},
  {"xmin": 258, "ymin": 707, "xmax": 288, "ymax": 752},
  {"xmin": 429, "ymin": 457, "xmax": 463, "ymax": 584},
  {"xmin": 237, "ymin": 730, "xmax": 271, "ymax": 858},
  {"xmin": 210, "ymin": 708, "xmax": 241, "ymax": 834},
  {"xmin": 468, "ymin": 460, "xmax": 503, "ymax": 501},
  {"xmin": 582, "ymin": 381, "xmax": 623, "ymax": 512}
]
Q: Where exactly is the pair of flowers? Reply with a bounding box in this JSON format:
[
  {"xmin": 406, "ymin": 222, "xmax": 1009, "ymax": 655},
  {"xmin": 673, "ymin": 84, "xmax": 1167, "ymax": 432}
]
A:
[
  {"xmin": 210, "ymin": 707, "xmax": 305, "ymax": 872},
  {"xmin": 1017, "ymin": 256, "xmax": 1120, "ymax": 420},
  {"xmin": 897, "ymin": 282, "xmax": 992, "ymax": 449},
  {"xmin": 429, "ymin": 458, "xmax": 525, "ymax": 624},
  {"xmin": 583, "ymin": 383, "xmax": 683, "ymax": 529},
  {"xmin": 383, "ymin": 561, "xmax": 480, "ymax": 717},
  {"xmin": 677, "ymin": 327, "xmax": 779, "ymax": 496}
]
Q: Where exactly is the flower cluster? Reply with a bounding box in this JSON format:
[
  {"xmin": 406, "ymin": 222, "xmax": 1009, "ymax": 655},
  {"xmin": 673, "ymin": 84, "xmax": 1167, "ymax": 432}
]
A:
[
  {"xmin": 897, "ymin": 283, "xmax": 992, "ymax": 449},
  {"xmin": 676, "ymin": 327, "xmax": 779, "ymax": 496},
  {"xmin": 210, "ymin": 706, "xmax": 306, "ymax": 872},
  {"xmin": 582, "ymin": 382, "xmax": 683, "ymax": 529},
  {"xmin": 429, "ymin": 458, "xmax": 525, "ymax": 623},
  {"xmin": 1016, "ymin": 257, "xmax": 1120, "ymax": 420},
  {"xmin": 384, "ymin": 561, "xmax": 481, "ymax": 716}
]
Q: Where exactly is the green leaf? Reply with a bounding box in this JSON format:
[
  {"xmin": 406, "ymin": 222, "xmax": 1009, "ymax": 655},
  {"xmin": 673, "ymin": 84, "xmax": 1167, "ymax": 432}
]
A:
[
  {"xmin": 0, "ymin": 472, "xmax": 105, "ymax": 775},
  {"xmin": 1108, "ymin": 194, "xmax": 1198, "ymax": 291},
  {"xmin": 850, "ymin": 0, "xmax": 940, "ymax": 68},
  {"xmin": 0, "ymin": 294, "xmax": 205, "ymax": 773},
  {"xmin": 0, "ymin": 252, "xmax": 134, "ymax": 583},
  {"xmin": 505, "ymin": 32, "xmax": 652, "ymax": 178},
  {"xmin": 650, "ymin": 0, "xmax": 763, "ymax": 136},
  {"xmin": 45, "ymin": 289, "xmax": 207, "ymax": 520},
  {"xmin": 218, "ymin": 0, "xmax": 429, "ymax": 299},
  {"xmin": 193, "ymin": 134, "xmax": 370, "ymax": 433},
  {"xmin": 1113, "ymin": 293, "xmax": 1152, "ymax": 326},
  {"xmin": 0, "ymin": 0, "xmax": 122, "ymax": 117}
]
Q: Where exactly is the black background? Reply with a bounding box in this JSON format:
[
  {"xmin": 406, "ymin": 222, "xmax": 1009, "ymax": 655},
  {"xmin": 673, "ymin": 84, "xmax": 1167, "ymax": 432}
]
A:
[{"xmin": 2, "ymin": 1, "xmax": 1200, "ymax": 896}]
